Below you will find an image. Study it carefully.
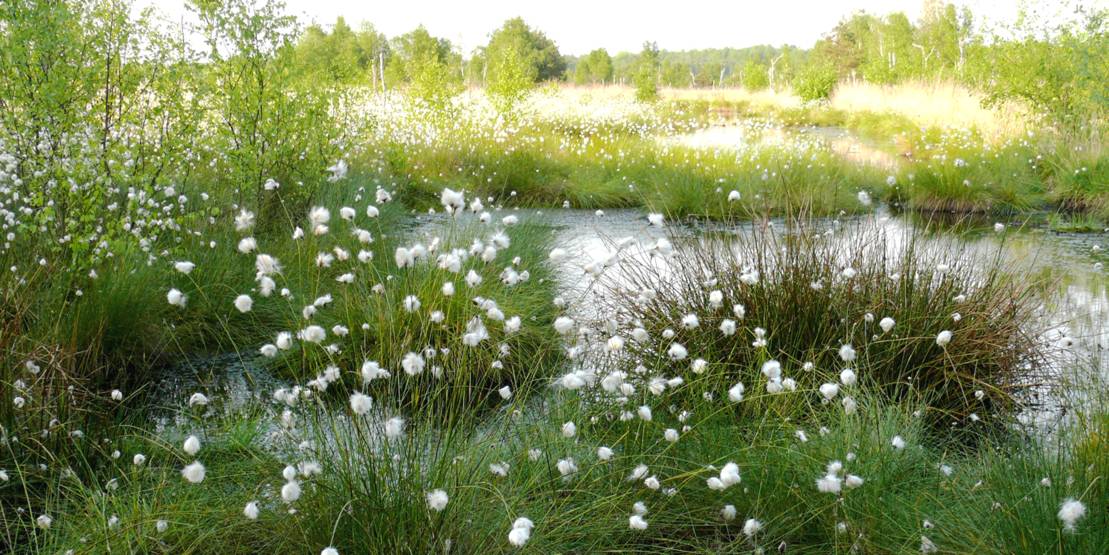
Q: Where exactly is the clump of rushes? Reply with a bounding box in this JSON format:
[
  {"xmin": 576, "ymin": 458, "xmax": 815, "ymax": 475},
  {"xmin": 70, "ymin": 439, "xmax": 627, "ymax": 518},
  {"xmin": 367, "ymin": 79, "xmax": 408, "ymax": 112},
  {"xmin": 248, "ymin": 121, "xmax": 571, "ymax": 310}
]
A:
[
  {"xmin": 588, "ymin": 213, "xmax": 1051, "ymax": 433},
  {"xmin": 204, "ymin": 183, "xmax": 563, "ymax": 416}
]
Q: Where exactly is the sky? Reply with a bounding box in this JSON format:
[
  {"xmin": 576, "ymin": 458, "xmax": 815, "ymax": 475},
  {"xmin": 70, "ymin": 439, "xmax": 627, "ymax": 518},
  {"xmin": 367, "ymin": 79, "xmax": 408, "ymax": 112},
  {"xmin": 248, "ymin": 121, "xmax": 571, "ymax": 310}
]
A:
[{"xmin": 143, "ymin": 0, "xmax": 1040, "ymax": 56}]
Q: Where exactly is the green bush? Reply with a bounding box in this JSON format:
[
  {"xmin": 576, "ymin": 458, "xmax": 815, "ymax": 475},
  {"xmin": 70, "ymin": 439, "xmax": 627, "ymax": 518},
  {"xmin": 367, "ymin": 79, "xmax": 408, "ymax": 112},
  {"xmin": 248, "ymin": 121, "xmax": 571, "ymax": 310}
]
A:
[
  {"xmin": 634, "ymin": 42, "xmax": 660, "ymax": 103},
  {"xmin": 792, "ymin": 63, "xmax": 838, "ymax": 102}
]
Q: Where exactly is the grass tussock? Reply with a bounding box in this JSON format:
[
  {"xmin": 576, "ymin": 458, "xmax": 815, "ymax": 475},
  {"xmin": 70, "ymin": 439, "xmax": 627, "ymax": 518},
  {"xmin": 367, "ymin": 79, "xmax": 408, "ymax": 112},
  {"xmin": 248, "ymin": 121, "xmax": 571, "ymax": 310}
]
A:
[{"xmin": 588, "ymin": 215, "xmax": 1051, "ymax": 431}]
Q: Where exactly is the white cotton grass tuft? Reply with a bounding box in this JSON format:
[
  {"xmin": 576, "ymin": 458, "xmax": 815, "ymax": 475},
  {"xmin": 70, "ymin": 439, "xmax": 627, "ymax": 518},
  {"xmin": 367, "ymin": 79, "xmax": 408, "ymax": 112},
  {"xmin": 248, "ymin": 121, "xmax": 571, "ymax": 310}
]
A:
[
  {"xmin": 816, "ymin": 460, "xmax": 844, "ymax": 494},
  {"xmin": 720, "ymin": 462, "xmax": 741, "ymax": 486},
  {"xmin": 667, "ymin": 342, "xmax": 688, "ymax": 360},
  {"xmin": 426, "ymin": 489, "xmax": 449, "ymax": 512},
  {"xmin": 936, "ymin": 330, "xmax": 953, "ymax": 347},
  {"xmin": 361, "ymin": 360, "xmax": 389, "ymax": 383},
  {"xmin": 181, "ymin": 461, "xmax": 206, "ymax": 483},
  {"xmin": 233, "ymin": 294, "xmax": 253, "ymax": 313},
  {"xmin": 349, "ymin": 392, "xmax": 373, "ymax": 415},
  {"xmin": 840, "ymin": 368, "xmax": 857, "ymax": 387},
  {"xmin": 553, "ymin": 316, "xmax": 575, "ymax": 335},
  {"xmin": 561, "ymin": 421, "xmax": 576, "ymax": 438},
  {"xmin": 238, "ymin": 237, "xmax": 257, "ymax": 253},
  {"xmin": 838, "ymin": 344, "xmax": 856, "ymax": 362},
  {"xmin": 627, "ymin": 464, "xmax": 649, "ymax": 482},
  {"xmin": 742, "ymin": 518, "xmax": 763, "ymax": 538},
  {"xmin": 761, "ymin": 360, "xmax": 781, "ymax": 379},
  {"xmin": 402, "ymin": 352, "xmax": 425, "ymax": 376},
  {"xmin": 628, "ymin": 514, "xmax": 648, "ymax": 530},
  {"xmin": 385, "ymin": 416, "xmax": 406, "ymax": 438},
  {"xmin": 167, "ymin": 288, "xmax": 188, "ymax": 308},
  {"xmin": 183, "ymin": 435, "xmax": 201, "ymax": 456},
  {"xmin": 707, "ymin": 462, "xmax": 741, "ymax": 491},
  {"xmin": 508, "ymin": 516, "xmax": 534, "ymax": 546},
  {"xmin": 816, "ymin": 473, "xmax": 842, "ymax": 494},
  {"xmin": 281, "ymin": 480, "xmax": 301, "ymax": 503},
  {"xmin": 243, "ymin": 501, "xmax": 260, "ymax": 520},
  {"xmin": 1057, "ymin": 498, "xmax": 1086, "ymax": 531},
  {"xmin": 308, "ymin": 206, "xmax": 330, "ymax": 229},
  {"xmin": 728, "ymin": 382, "xmax": 745, "ymax": 402},
  {"xmin": 557, "ymin": 458, "xmax": 578, "ymax": 478},
  {"xmin": 708, "ymin": 289, "xmax": 724, "ymax": 308},
  {"xmin": 921, "ymin": 535, "xmax": 938, "ymax": 553}
]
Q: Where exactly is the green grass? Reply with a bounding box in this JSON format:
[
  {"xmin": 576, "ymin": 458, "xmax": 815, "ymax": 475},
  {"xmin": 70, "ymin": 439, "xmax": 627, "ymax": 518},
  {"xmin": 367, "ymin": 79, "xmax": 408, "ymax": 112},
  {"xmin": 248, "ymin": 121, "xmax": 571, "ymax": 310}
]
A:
[
  {"xmin": 21, "ymin": 383, "xmax": 1106, "ymax": 553},
  {"xmin": 368, "ymin": 119, "xmax": 886, "ymax": 220},
  {"xmin": 16, "ymin": 410, "xmax": 288, "ymax": 554},
  {"xmin": 1047, "ymin": 212, "xmax": 1107, "ymax": 233}
]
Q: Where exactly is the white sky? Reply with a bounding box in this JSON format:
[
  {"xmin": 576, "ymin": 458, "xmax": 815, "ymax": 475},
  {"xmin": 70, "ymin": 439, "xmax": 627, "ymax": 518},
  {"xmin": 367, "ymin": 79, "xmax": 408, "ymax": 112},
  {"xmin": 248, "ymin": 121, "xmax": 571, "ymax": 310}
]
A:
[{"xmin": 143, "ymin": 0, "xmax": 1049, "ymax": 56}]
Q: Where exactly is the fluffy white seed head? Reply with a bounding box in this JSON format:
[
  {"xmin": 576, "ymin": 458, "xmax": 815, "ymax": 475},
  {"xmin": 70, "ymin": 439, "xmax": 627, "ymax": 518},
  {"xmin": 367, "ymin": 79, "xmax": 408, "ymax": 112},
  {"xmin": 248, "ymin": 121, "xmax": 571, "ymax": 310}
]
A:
[
  {"xmin": 426, "ymin": 489, "xmax": 449, "ymax": 512},
  {"xmin": 182, "ymin": 461, "xmax": 206, "ymax": 483},
  {"xmin": 183, "ymin": 435, "xmax": 201, "ymax": 456},
  {"xmin": 1058, "ymin": 498, "xmax": 1086, "ymax": 531}
]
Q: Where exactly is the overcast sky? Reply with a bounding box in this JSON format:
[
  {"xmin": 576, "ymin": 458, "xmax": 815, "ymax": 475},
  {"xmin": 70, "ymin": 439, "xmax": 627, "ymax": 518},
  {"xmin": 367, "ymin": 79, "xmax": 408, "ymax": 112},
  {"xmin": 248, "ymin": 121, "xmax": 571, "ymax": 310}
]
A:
[{"xmin": 144, "ymin": 1, "xmax": 1050, "ymax": 56}]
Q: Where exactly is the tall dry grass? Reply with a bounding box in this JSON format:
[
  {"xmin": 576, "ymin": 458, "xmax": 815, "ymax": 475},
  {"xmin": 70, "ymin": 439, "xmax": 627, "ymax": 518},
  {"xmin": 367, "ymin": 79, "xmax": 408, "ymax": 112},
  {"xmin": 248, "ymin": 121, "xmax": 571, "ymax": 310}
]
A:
[
  {"xmin": 830, "ymin": 80, "xmax": 1029, "ymax": 141},
  {"xmin": 557, "ymin": 81, "xmax": 1028, "ymax": 142}
]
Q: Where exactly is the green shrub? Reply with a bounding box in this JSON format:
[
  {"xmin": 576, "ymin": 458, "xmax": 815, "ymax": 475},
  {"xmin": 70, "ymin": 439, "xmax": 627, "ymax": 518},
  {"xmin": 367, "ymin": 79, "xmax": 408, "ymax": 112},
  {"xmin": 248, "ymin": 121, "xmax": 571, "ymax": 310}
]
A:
[{"xmin": 792, "ymin": 64, "xmax": 838, "ymax": 102}]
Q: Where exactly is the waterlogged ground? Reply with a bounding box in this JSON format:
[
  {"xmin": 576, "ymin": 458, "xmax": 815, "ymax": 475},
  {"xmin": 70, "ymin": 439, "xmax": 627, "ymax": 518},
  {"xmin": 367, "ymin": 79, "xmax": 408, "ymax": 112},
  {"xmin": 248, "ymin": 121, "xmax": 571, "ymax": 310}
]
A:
[{"xmin": 167, "ymin": 206, "xmax": 1109, "ymax": 430}]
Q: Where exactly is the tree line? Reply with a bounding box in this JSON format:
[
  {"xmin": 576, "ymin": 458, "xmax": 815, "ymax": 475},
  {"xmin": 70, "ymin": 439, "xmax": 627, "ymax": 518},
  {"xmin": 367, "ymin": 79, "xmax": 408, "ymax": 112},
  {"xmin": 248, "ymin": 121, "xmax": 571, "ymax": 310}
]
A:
[{"xmin": 289, "ymin": 2, "xmax": 1105, "ymax": 121}]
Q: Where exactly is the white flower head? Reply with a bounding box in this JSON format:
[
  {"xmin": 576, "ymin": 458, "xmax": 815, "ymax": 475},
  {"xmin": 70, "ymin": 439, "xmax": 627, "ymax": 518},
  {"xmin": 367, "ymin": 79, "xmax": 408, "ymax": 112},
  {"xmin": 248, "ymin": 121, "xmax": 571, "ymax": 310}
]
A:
[{"xmin": 1058, "ymin": 498, "xmax": 1086, "ymax": 531}]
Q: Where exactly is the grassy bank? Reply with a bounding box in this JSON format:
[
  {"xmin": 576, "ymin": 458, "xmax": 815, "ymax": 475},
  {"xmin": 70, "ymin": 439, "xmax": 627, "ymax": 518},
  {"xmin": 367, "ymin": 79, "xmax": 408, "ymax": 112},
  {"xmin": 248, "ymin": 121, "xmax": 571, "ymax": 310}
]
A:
[
  {"xmin": 349, "ymin": 84, "xmax": 1107, "ymax": 222},
  {"xmin": 364, "ymin": 106, "xmax": 887, "ymax": 219}
]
